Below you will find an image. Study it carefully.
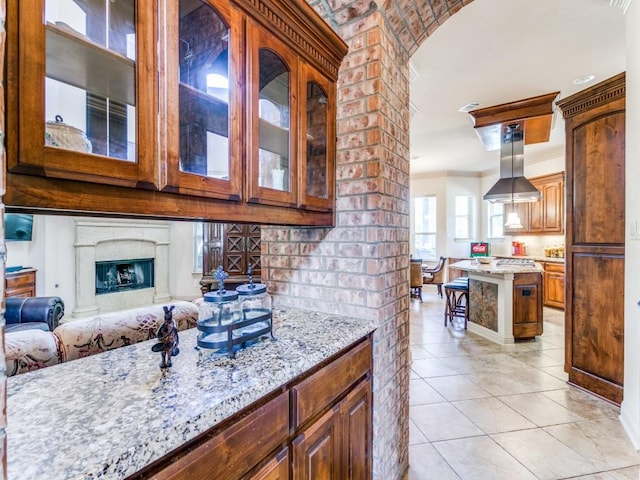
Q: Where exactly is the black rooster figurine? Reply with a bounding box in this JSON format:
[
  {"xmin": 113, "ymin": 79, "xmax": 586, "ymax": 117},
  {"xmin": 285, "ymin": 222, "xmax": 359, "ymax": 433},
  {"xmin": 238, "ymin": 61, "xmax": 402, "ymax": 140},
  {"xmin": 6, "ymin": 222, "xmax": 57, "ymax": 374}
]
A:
[{"xmin": 151, "ymin": 305, "xmax": 179, "ymax": 368}]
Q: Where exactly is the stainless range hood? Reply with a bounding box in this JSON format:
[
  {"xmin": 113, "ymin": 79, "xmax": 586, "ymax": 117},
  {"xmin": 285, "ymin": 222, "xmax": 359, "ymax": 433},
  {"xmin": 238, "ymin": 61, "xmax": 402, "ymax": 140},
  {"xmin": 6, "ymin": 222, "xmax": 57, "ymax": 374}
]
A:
[{"xmin": 483, "ymin": 123, "xmax": 542, "ymax": 203}]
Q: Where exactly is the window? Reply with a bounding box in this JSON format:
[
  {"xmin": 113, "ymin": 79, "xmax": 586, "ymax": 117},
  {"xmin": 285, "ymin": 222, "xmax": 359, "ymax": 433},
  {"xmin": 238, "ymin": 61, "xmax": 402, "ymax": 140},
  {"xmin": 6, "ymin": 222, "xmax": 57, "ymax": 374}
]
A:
[
  {"xmin": 414, "ymin": 196, "xmax": 436, "ymax": 260},
  {"xmin": 193, "ymin": 222, "xmax": 204, "ymax": 273},
  {"xmin": 488, "ymin": 203, "xmax": 505, "ymax": 238},
  {"xmin": 455, "ymin": 195, "xmax": 472, "ymax": 239}
]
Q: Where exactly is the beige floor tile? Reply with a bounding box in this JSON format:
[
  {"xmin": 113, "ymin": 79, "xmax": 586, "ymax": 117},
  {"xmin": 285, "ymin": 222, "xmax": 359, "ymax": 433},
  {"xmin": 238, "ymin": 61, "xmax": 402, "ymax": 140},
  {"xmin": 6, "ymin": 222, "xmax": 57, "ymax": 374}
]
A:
[
  {"xmin": 423, "ymin": 342, "xmax": 471, "ymax": 358},
  {"xmin": 498, "ymin": 392, "xmax": 586, "ymax": 426},
  {"xmin": 408, "ymin": 296, "xmax": 638, "ymax": 479},
  {"xmin": 506, "ymin": 350, "xmax": 564, "ymax": 368},
  {"xmin": 411, "ymin": 345, "xmax": 435, "ymax": 360},
  {"xmin": 452, "ymin": 397, "xmax": 536, "ymax": 434},
  {"xmin": 408, "ymin": 443, "xmax": 460, "ymax": 480},
  {"xmin": 544, "ymin": 417, "xmax": 640, "ymax": 470},
  {"xmin": 492, "ymin": 428, "xmax": 601, "ymax": 479},
  {"xmin": 539, "ymin": 364, "xmax": 569, "ymax": 381},
  {"xmin": 466, "ymin": 371, "xmax": 540, "ymax": 396},
  {"xmin": 410, "ymin": 378, "xmax": 447, "ymax": 405},
  {"xmin": 409, "ymin": 418, "xmax": 429, "ymax": 446},
  {"xmin": 433, "ymin": 435, "xmax": 538, "ymax": 480},
  {"xmin": 410, "ymin": 403, "xmax": 484, "ymax": 442},
  {"xmin": 426, "ymin": 375, "xmax": 491, "ymax": 402},
  {"xmin": 542, "ymin": 388, "xmax": 621, "ymax": 421},
  {"xmin": 607, "ymin": 466, "xmax": 640, "ymax": 479},
  {"xmin": 510, "ymin": 368, "xmax": 570, "ymax": 392},
  {"xmin": 411, "ymin": 357, "xmax": 460, "ymax": 378}
]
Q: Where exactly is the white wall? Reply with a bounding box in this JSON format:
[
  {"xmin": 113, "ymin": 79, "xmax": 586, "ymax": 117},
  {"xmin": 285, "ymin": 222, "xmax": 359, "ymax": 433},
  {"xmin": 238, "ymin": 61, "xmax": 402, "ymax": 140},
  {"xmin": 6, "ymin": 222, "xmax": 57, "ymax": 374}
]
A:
[
  {"xmin": 169, "ymin": 221, "xmax": 205, "ymax": 301},
  {"xmin": 410, "ymin": 173, "xmax": 481, "ymax": 260},
  {"xmin": 5, "ymin": 215, "xmax": 203, "ymax": 314},
  {"xmin": 621, "ymin": 0, "xmax": 640, "ymax": 450}
]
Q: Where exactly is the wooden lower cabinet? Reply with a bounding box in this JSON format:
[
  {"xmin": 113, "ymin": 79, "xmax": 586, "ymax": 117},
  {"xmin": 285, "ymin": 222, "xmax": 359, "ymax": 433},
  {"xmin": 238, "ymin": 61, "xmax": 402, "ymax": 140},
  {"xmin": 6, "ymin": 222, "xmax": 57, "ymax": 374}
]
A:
[
  {"xmin": 131, "ymin": 336, "xmax": 372, "ymax": 480},
  {"xmin": 245, "ymin": 448, "xmax": 290, "ymax": 480},
  {"xmin": 543, "ymin": 262, "xmax": 565, "ymax": 309},
  {"xmin": 512, "ymin": 273, "xmax": 543, "ymax": 339},
  {"xmin": 293, "ymin": 406, "xmax": 341, "ymax": 479},
  {"xmin": 292, "ymin": 379, "xmax": 371, "ymax": 480}
]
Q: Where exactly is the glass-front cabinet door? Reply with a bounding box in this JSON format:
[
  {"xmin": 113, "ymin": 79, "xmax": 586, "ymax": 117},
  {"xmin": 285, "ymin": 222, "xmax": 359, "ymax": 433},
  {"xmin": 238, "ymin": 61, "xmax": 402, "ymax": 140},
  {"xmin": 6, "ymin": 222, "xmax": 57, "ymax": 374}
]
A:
[
  {"xmin": 10, "ymin": 0, "xmax": 158, "ymax": 187},
  {"xmin": 247, "ymin": 21, "xmax": 298, "ymax": 207},
  {"xmin": 163, "ymin": 0, "xmax": 242, "ymax": 200},
  {"xmin": 298, "ymin": 65, "xmax": 336, "ymax": 212}
]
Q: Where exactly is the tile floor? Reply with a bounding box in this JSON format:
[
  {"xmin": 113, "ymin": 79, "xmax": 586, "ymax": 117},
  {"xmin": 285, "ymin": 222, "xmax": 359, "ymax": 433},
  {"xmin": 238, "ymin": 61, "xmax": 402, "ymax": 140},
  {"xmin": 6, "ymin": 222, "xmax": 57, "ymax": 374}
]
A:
[{"xmin": 408, "ymin": 290, "xmax": 640, "ymax": 480}]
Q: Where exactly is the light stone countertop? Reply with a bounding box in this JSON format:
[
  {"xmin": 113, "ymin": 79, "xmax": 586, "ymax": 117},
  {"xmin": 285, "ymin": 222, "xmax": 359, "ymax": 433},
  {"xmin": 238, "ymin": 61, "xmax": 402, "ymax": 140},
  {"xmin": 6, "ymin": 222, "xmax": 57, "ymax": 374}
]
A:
[
  {"xmin": 450, "ymin": 259, "xmax": 544, "ymax": 275},
  {"xmin": 6, "ymin": 309, "xmax": 377, "ymax": 480}
]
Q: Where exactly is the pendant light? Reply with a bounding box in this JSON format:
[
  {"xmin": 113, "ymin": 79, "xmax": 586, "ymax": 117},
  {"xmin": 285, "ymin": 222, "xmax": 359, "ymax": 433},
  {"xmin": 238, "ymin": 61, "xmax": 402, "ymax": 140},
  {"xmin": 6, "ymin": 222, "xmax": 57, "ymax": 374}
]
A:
[{"xmin": 504, "ymin": 124, "xmax": 523, "ymax": 229}]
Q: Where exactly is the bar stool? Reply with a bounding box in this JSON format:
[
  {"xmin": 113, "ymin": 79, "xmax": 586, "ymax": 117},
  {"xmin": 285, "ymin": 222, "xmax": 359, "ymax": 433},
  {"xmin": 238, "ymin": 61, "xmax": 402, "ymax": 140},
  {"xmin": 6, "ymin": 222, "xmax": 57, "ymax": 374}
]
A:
[{"xmin": 444, "ymin": 277, "xmax": 469, "ymax": 329}]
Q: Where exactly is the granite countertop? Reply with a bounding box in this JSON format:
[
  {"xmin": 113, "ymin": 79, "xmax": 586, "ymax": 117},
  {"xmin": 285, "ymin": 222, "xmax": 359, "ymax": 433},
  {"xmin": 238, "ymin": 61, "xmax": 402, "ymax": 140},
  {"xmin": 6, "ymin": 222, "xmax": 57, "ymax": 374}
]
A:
[
  {"xmin": 496, "ymin": 255, "xmax": 565, "ymax": 264},
  {"xmin": 450, "ymin": 259, "xmax": 544, "ymax": 274},
  {"xmin": 6, "ymin": 309, "xmax": 377, "ymax": 480}
]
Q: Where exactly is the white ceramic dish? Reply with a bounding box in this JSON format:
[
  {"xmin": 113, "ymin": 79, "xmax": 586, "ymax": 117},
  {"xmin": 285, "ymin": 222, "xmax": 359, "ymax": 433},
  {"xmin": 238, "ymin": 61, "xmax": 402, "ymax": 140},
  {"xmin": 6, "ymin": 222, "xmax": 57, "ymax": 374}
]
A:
[{"xmin": 476, "ymin": 256, "xmax": 494, "ymax": 264}]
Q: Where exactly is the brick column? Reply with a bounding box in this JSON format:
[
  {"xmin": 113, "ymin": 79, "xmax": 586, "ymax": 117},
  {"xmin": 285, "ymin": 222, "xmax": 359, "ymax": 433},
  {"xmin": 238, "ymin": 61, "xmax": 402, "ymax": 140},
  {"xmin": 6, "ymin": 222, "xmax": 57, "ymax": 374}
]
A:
[{"xmin": 262, "ymin": 9, "xmax": 411, "ymax": 479}]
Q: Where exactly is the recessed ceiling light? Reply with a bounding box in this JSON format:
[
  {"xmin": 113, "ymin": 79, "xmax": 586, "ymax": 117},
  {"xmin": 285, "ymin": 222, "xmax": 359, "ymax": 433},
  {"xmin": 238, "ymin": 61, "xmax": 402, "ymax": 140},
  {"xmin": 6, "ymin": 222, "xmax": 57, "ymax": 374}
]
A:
[{"xmin": 573, "ymin": 75, "xmax": 595, "ymax": 85}]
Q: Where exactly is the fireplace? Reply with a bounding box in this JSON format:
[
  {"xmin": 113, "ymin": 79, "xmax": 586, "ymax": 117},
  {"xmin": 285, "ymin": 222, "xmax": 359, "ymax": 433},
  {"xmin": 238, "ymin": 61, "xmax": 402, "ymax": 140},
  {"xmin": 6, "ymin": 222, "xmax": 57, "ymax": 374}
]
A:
[
  {"xmin": 74, "ymin": 220, "xmax": 171, "ymax": 317},
  {"xmin": 96, "ymin": 258, "xmax": 155, "ymax": 295}
]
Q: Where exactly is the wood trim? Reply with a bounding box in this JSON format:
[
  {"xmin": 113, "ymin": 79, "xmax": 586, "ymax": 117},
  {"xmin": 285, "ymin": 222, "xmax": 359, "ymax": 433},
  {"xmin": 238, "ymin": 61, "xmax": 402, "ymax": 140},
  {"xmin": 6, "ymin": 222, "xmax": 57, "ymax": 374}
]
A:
[
  {"xmin": 557, "ymin": 72, "xmax": 625, "ymax": 119},
  {"xmin": 5, "ymin": 172, "xmax": 335, "ymax": 226},
  {"xmin": 236, "ymin": 0, "xmax": 348, "ymax": 81}
]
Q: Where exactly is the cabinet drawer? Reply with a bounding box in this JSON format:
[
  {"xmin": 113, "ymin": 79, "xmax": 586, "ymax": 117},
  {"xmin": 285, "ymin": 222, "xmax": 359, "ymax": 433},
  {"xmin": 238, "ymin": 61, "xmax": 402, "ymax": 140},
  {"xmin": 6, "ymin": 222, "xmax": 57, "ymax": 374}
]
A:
[
  {"xmin": 150, "ymin": 393, "xmax": 289, "ymax": 480},
  {"xmin": 291, "ymin": 338, "xmax": 371, "ymax": 429},
  {"xmin": 6, "ymin": 271, "xmax": 35, "ymax": 289},
  {"xmin": 544, "ymin": 262, "xmax": 565, "ymax": 274}
]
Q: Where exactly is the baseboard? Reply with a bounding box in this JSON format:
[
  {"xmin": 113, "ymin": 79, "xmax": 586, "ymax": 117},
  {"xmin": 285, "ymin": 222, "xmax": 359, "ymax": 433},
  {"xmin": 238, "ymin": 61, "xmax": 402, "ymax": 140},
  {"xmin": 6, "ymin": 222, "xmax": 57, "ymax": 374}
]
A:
[{"xmin": 620, "ymin": 401, "xmax": 640, "ymax": 451}]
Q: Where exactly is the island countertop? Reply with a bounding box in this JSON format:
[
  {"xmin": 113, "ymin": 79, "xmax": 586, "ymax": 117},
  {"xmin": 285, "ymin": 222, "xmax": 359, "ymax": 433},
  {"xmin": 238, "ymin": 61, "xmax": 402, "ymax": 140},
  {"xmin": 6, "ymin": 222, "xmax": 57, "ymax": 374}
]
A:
[
  {"xmin": 6, "ymin": 309, "xmax": 377, "ymax": 480},
  {"xmin": 450, "ymin": 259, "xmax": 544, "ymax": 275}
]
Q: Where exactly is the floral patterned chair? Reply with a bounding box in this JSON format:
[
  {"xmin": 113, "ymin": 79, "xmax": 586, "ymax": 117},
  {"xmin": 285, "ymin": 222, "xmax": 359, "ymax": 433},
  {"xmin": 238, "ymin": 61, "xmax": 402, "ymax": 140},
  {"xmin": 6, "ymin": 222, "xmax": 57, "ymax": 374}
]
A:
[
  {"xmin": 5, "ymin": 301, "xmax": 199, "ymax": 375},
  {"xmin": 5, "ymin": 329, "xmax": 60, "ymax": 376},
  {"xmin": 54, "ymin": 301, "xmax": 198, "ymax": 362}
]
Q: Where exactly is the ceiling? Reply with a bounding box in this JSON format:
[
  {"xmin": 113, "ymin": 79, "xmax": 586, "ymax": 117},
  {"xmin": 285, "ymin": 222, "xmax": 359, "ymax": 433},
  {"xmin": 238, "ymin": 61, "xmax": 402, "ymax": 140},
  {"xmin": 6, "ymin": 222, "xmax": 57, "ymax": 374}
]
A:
[{"xmin": 408, "ymin": 0, "xmax": 626, "ymax": 177}]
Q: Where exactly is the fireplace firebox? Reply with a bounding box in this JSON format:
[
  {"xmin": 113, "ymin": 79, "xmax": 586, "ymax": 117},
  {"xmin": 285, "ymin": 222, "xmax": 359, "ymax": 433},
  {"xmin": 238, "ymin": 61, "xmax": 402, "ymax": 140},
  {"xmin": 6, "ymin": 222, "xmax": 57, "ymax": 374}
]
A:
[{"xmin": 96, "ymin": 258, "xmax": 154, "ymax": 295}]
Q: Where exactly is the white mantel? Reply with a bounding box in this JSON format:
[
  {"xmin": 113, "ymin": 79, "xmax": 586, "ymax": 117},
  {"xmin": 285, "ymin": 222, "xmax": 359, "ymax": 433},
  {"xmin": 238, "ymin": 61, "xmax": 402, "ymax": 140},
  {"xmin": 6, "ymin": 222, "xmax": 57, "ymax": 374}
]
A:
[{"xmin": 73, "ymin": 220, "xmax": 172, "ymax": 317}]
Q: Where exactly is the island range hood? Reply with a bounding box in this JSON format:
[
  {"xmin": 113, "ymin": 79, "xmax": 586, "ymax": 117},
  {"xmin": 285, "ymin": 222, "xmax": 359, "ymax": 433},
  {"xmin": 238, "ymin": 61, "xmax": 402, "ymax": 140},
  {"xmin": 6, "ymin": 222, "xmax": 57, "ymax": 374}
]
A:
[{"xmin": 483, "ymin": 123, "xmax": 542, "ymax": 203}]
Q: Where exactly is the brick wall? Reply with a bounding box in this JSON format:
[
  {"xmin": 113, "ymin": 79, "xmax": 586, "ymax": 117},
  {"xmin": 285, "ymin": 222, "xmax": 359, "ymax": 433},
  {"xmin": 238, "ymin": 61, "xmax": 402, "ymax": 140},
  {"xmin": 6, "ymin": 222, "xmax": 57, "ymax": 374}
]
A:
[{"xmin": 262, "ymin": 6, "xmax": 412, "ymax": 479}]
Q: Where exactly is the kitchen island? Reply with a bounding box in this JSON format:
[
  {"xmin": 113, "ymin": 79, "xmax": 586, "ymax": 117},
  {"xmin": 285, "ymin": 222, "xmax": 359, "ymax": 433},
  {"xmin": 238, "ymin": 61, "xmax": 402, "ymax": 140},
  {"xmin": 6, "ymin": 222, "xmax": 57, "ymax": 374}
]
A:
[
  {"xmin": 6, "ymin": 309, "xmax": 377, "ymax": 480},
  {"xmin": 449, "ymin": 259, "xmax": 544, "ymax": 344}
]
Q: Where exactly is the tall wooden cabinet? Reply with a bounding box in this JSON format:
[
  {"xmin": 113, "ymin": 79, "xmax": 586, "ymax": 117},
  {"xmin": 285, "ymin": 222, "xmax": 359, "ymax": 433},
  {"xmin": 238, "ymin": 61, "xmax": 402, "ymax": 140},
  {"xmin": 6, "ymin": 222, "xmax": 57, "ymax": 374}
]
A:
[
  {"xmin": 557, "ymin": 72, "xmax": 625, "ymax": 405},
  {"xmin": 5, "ymin": 0, "xmax": 347, "ymax": 226},
  {"xmin": 200, "ymin": 223, "xmax": 261, "ymax": 293}
]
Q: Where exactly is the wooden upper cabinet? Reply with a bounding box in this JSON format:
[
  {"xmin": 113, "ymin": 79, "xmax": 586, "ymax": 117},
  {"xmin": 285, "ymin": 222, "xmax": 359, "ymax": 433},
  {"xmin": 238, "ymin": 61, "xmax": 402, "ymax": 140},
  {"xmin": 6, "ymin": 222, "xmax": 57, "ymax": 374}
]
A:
[
  {"xmin": 162, "ymin": 0, "xmax": 243, "ymax": 200},
  {"xmin": 9, "ymin": 0, "xmax": 158, "ymax": 188},
  {"xmin": 5, "ymin": 0, "xmax": 348, "ymax": 226},
  {"xmin": 504, "ymin": 172, "xmax": 564, "ymax": 235},
  {"xmin": 246, "ymin": 21, "xmax": 298, "ymax": 207},
  {"xmin": 298, "ymin": 65, "xmax": 336, "ymax": 212}
]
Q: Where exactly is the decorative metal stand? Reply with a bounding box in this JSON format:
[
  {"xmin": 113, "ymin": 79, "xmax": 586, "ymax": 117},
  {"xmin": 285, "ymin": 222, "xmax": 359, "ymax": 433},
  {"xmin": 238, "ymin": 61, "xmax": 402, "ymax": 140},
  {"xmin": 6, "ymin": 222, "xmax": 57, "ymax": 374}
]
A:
[{"xmin": 196, "ymin": 266, "xmax": 274, "ymax": 358}]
